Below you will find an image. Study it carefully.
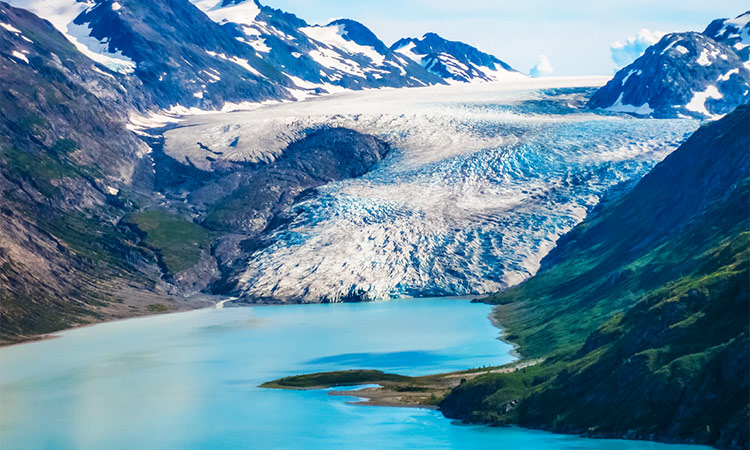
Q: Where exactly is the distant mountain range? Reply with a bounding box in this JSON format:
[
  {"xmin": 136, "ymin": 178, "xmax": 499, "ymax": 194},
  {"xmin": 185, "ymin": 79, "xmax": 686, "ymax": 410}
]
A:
[
  {"xmin": 588, "ymin": 12, "xmax": 750, "ymax": 119},
  {"xmin": 8, "ymin": 0, "xmax": 748, "ymax": 117},
  {"xmin": 4, "ymin": 0, "xmax": 523, "ymax": 110}
]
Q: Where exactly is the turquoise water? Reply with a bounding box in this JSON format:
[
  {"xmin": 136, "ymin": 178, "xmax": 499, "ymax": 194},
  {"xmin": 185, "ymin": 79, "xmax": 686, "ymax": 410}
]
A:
[{"xmin": 0, "ymin": 299, "xmax": 705, "ymax": 449}]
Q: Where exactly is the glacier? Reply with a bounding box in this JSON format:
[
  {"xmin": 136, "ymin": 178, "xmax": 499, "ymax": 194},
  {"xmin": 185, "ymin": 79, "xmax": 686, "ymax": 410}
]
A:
[{"xmin": 162, "ymin": 78, "xmax": 699, "ymax": 302}]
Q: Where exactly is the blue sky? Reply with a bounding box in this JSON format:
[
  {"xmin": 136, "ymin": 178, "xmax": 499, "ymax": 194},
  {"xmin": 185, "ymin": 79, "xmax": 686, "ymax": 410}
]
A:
[{"xmin": 263, "ymin": 0, "xmax": 749, "ymax": 76}]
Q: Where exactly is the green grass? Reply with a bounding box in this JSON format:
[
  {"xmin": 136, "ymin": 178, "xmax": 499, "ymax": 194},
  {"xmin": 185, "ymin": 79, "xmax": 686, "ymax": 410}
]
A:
[
  {"xmin": 2, "ymin": 145, "xmax": 78, "ymax": 197},
  {"xmin": 147, "ymin": 303, "xmax": 169, "ymax": 313},
  {"xmin": 124, "ymin": 210, "xmax": 212, "ymax": 274},
  {"xmin": 261, "ymin": 370, "xmax": 412, "ymax": 389}
]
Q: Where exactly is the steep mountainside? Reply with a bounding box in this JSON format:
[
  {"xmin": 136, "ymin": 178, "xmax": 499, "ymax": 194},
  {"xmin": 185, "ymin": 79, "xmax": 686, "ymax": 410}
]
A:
[
  {"xmin": 391, "ymin": 32, "xmax": 524, "ymax": 83},
  {"xmin": 0, "ymin": 1, "xmax": 179, "ymax": 343},
  {"xmin": 441, "ymin": 105, "xmax": 750, "ymax": 449},
  {"xmin": 588, "ymin": 27, "xmax": 750, "ymax": 118}
]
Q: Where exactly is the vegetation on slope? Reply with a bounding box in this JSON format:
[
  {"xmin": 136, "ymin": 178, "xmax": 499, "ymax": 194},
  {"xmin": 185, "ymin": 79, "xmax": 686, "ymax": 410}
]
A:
[
  {"xmin": 440, "ymin": 104, "xmax": 750, "ymax": 450},
  {"xmin": 0, "ymin": 3, "xmax": 189, "ymax": 344},
  {"xmin": 124, "ymin": 210, "xmax": 212, "ymax": 275}
]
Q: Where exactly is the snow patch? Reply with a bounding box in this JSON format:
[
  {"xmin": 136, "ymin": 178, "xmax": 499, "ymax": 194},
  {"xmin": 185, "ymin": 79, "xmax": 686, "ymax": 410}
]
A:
[
  {"xmin": 393, "ymin": 41, "xmax": 422, "ymax": 63},
  {"xmin": 0, "ymin": 22, "xmax": 22, "ymax": 33},
  {"xmin": 127, "ymin": 111, "xmax": 183, "ymax": 134},
  {"xmin": 11, "ymin": 50, "xmax": 28, "ymax": 63},
  {"xmin": 718, "ymin": 68, "xmax": 740, "ymax": 81},
  {"xmin": 621, "ymin": 69, "xmax": 641, "ymax": 85},
  {"xmin": 606, "ymin": 92, "xmax": 653, "ymax": 115},
  {"xmin": 191, "ymin": 0, "xmax": 260, "ymax": 25},
  {"xmin": 696, "ymin": 45, "xmax": 722, "ymax": 66},
  {"xmin": 302, "ymin": 24, "xmax": 386, "ymax": 66},
  {"xmin": 248, "ymin": 37, "xmax": 270, "ymax": 53},
  {"xmin": 685, "ymin": 85, "xmax": 723, "ymax": 117},
  {"xmin": 306, "ymin": 47, "xmax": 367, "ymax": 78},
  {"xmin": 674, "ymin": 45, "xmax": 688, "ymax": 55},
  {"xmin": 91, "ymin": 64, "xmax": 116, "ymax": 79},
  {"xmin": 206, "ymin": 50, "xmax": 263, "ymax": 77}
]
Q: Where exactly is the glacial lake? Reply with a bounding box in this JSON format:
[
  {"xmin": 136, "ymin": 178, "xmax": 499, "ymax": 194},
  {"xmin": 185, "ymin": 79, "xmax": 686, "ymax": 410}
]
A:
[{"xmin": 0, "ymin": 298, "xmax": 707, "ymax": 449}]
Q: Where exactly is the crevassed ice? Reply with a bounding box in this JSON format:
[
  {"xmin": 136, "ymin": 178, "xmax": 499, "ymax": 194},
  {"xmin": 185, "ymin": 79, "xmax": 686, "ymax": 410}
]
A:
[{"xmin": 163, "ymin": 80, "xmax": 697, "ymax": 302}]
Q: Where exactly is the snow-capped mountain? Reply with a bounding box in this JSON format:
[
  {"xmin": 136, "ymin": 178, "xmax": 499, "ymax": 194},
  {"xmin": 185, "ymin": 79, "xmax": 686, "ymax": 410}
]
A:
[
  {"xmin": 189, "ymin": 0, "xmax": 444, "ymax": 94},
  {"xmin": 8, "ymin": 0, "xmax": 293, "ymax": 109},
  {"xmin": 588, "ymin": 15, "xmax": 750, "ymax": 119},
  {"xmin": 704, "ymin": 11, "xmax": 750, "ymax": 66},
  {"xmin": 391, "ymin": 32, "xmax": 525, "ymax": 83},
  {"xmin": 5, "ymin": 0, "xmax": 525, "ymax": 110}
]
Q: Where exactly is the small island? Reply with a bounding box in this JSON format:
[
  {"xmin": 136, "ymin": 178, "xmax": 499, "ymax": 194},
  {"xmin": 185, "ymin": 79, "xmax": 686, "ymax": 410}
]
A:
[{"xmin": 261, "ymin": 360, "xmax": 542, "ymax": 409}]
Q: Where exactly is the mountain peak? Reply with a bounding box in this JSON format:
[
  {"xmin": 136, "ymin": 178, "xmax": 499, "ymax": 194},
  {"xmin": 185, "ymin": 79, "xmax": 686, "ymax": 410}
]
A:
[
  {"xmin": 326, "ymin": 18, "xmax": 388, "ymax": 54},
  {"xmin": 421, "ymin": 32, "xmax": 444, "ymax": 40},
  {"xmin": 588, "ymin": 29, "xmax": 750, "ymax": 118},
  {"xmin": 391, "ymin": 32, "xmax": 523, "ymax": 83},
  {"xmin": 704, "ymin": 11, "xmax": 750, "ymax": 62}
]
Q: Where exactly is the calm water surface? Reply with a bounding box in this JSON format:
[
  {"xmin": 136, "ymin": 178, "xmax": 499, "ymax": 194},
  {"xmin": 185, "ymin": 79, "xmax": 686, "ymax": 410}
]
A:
[{"xmin": 0, "ymin": 299, "xmax": 706, "ymax": 449}]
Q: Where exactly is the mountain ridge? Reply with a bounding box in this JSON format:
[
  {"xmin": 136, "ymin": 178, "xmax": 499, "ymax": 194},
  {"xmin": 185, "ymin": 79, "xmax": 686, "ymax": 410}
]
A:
[{"xmin": 6, "ymin": 0, "xmax": 522, "ymax": 111}]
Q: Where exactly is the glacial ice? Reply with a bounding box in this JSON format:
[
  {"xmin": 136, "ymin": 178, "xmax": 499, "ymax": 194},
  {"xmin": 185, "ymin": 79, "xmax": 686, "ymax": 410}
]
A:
[{"xmin": 163, "ymin": 79, "xmax": 699, "ymax": 302}]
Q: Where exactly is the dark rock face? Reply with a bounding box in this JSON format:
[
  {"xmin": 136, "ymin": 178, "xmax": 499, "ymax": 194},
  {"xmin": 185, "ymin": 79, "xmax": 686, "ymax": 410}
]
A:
[
  {"xmin": 391, "ymin": 32, "xmax": 522, "ymax": 82},
  {"xmin": 588, "ymin": 23, "xmax": 750, "ymax": 118},
  {"xmin": 201, "ymin": 127, "xmax": 390, "ymax": 234}
]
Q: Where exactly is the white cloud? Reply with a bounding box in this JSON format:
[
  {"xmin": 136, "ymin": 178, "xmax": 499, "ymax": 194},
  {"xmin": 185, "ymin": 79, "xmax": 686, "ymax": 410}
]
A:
[
  {"xmin": 610, "ymin": 29, "xmax": 665, "ymax": 70},
  {"xmin": 529, "ymin": 54, "xmax": 554, "ymax": 77}
]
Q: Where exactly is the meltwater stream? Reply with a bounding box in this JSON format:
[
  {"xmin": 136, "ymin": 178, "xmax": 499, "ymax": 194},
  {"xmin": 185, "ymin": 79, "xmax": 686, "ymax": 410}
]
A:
[
  {"xmin": 163, "ymin": 79, "xmax": 699, "ymax": 302},
  {"xmin": 0, "ymin": 299, "xmax": 708, "ymax": 449}
]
